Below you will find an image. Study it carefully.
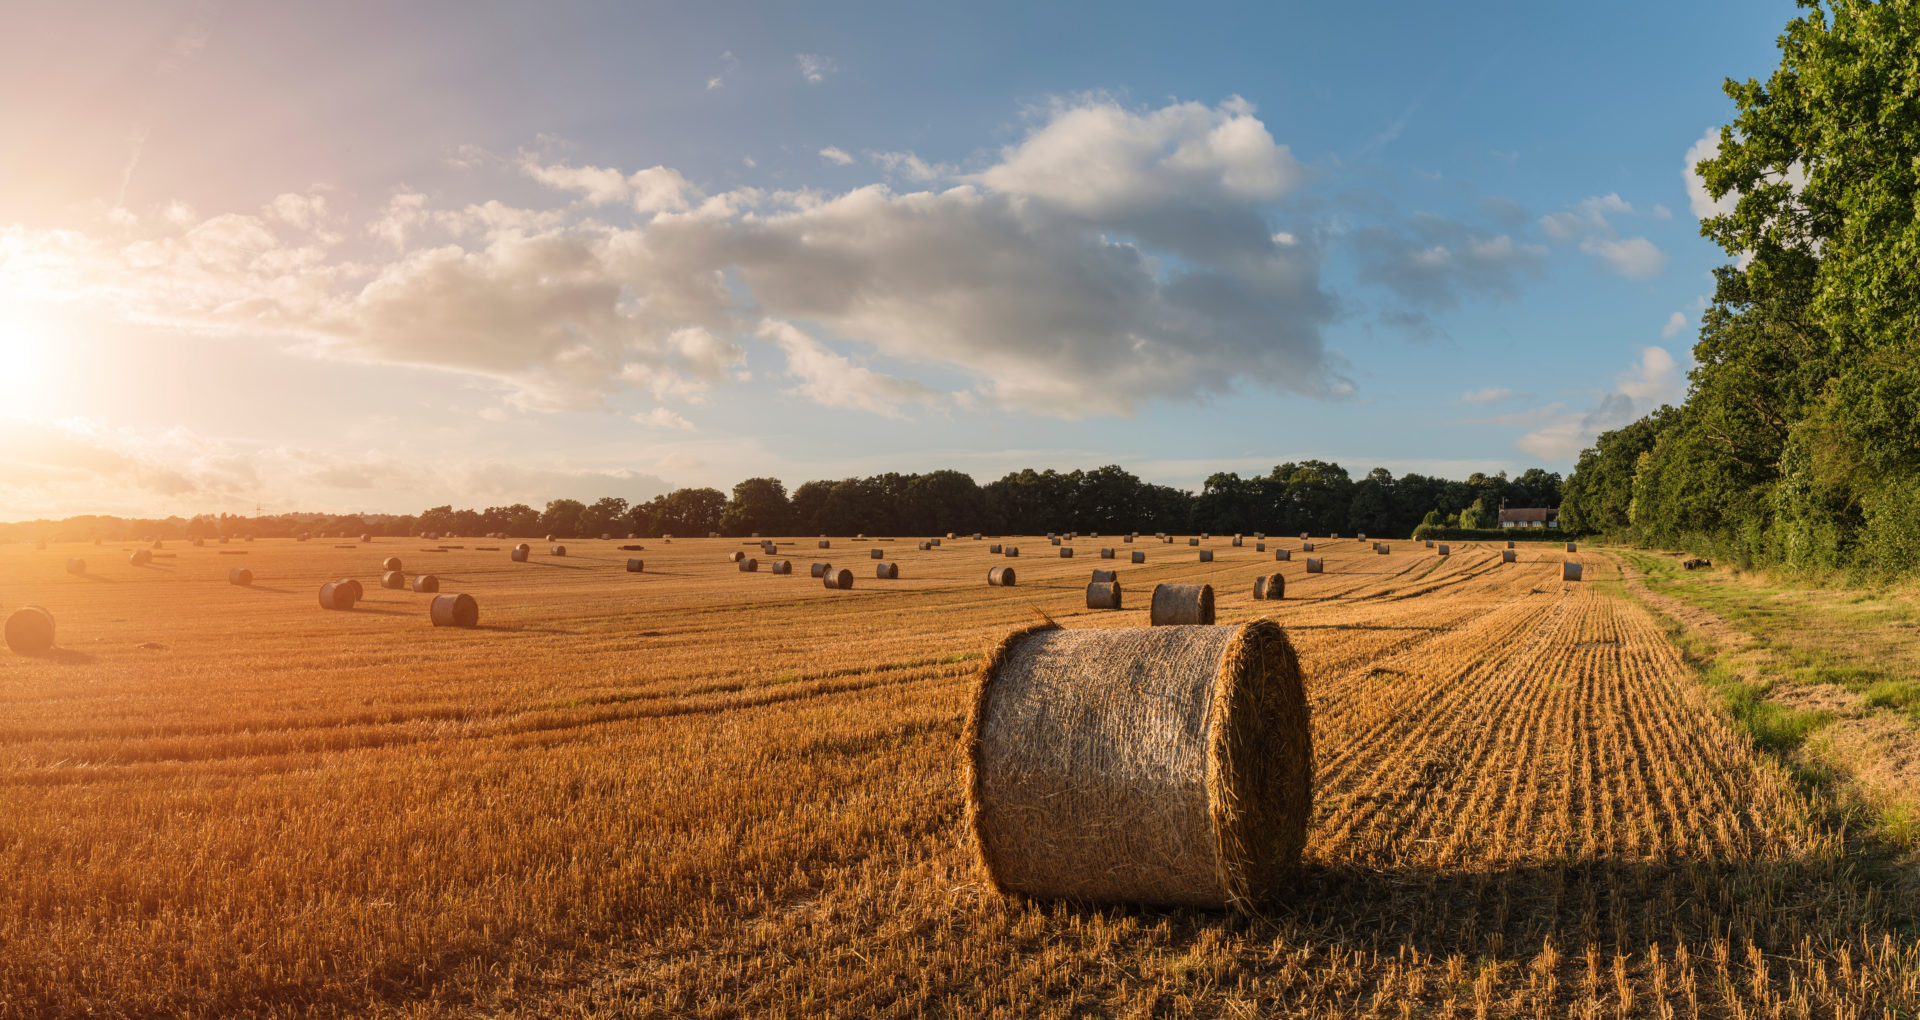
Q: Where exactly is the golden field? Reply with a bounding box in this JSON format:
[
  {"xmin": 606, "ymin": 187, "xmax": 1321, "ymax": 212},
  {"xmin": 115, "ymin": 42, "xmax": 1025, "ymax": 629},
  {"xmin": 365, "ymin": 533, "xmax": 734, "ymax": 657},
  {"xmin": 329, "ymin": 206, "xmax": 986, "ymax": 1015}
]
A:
[{"xmin": 1, "ymin": 534, "xmax": 1915, "ymax": 1018}]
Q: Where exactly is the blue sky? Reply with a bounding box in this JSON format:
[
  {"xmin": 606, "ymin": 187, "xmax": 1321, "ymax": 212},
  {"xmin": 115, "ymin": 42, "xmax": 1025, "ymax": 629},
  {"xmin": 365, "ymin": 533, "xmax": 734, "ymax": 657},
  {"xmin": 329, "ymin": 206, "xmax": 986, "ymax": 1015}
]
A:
[{"xmin": 0, "ymin": 0, "xmax": 1796, "ymax": 517}]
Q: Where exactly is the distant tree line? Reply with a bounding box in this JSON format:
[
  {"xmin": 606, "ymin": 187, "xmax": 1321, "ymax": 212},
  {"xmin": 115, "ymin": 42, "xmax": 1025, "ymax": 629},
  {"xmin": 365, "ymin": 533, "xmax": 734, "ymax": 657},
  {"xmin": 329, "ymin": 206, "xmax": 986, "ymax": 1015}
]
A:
[
  {"xmin": 1562, "ymin": 3, "xmax": 1920, "ymax": 578},
  {"xmin": 1, "ymin": 463, "xmax": 1566, "ymax": 542}
]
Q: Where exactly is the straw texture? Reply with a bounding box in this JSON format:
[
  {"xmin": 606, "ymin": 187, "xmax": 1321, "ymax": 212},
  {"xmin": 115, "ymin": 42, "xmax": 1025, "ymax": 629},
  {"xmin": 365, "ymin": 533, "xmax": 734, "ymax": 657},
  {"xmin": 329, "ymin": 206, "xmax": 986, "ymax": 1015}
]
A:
[
  {"xmin": 963, "ymin": 619, "xmax": 1312, "ymax": 911},
  {"xmin": 1150, "ymin": 584, "xmax": 1214, "ymax": 626},
  {"xmin": 1306, "ymin": 558, "xmax": 1323, "ymax": 573},
  {"xmin": 810, "ymin": 562, "xmax": 832, "ymax": 577},
  {"xmin": 1100, "ymin": 548, "xmax": 1115, "ymax": 559},
  {"xmin": 876, "ymin": 562, "xmax": 899, "ymax": 579},
  {"xmin": 1090, "ymin": 569, "xmax": 1117, "ymax": 583},
  {"xmin": 1563, "ymin": 562, "xmax": 1583, "ymax": 581},
  {"xmin": 1199, "ymin": 550, "xmax": 1214, "ymax": 562},
  {"xmin": 770, "ymin": 560, "xmax": 792, "ymax": 574},
  {"xmin": 1502, "ymin": 550, "xmax": 1517, "ymax": 563},
  {"xmin": 739, "ymin": 558, "xmax": 759, "ymax": 573},
  {"xmin": 1060, "ymin": 547, "xmax": 1074, "ymax": 558},
  {"xmin": 1253, "ymin": 573, "xmax": 1284, "ymax": 600},
  {"xmin": 1085, "ymin": 581, "xmax": 1122, "ymax": 609},
  {"xmin": 430, "ymin": 593, "xmax": 479, "ymax": 628},
  {"xmin": 1275, "ymin": 549, "xmax": 1290, "ymax": 561},
  {"xmin": 1131, "ymin": 551, "xmax": 1146, "ymax": 564},
  {"xmin": 988, "ymin": 566, "xmax": 1016, "ymax": 587},
  {"xmin": 823, "ymin": 568, "xmax": 854, "ymax": 590}
]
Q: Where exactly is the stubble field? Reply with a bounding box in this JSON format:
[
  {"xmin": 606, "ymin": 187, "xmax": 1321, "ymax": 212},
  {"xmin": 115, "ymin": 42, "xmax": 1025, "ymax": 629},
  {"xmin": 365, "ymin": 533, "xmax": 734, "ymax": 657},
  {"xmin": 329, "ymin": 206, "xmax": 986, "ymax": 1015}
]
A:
[{"xmin": 0, "ymin": 534, "xmax": 1915, "ymax": 1018}]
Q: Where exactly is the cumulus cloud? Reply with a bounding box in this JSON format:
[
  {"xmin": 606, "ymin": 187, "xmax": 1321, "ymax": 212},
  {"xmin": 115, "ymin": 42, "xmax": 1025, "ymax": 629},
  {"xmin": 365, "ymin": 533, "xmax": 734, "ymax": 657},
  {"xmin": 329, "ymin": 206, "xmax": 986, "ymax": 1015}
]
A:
[
  {"xmin": 0, "ymin": 95, "xmax": 1345, "ymax": 419},
  {"xmin": 1353, "ymin": 214, "xmax": 1547, "ymax": 313},
  {"xmin": 632, "ymin": 408, "xmax": 694, "ymax": 430},
  {"xmin": 1539, "ymin": 193, "xmax": 1632, "ymax": 242},
  {"xmin": 1540, "ymin": 193, "xmax": 1666, "ymax": 279},
  {"xmin": 1515, "ymin": 346, "xmax": 1686, "ymax": 460},
  {"xmin": 758, "ymin": 319, "xmax": 943, "ymax": 416},
  {"xmin": 1579, "ymin": 235, "xmax": 1667, "ymax": 279},
  {"xmin": 867, "ymin": 150, "xmax": 954, "ymax": 182},
  {"xmin": 1661, "ymin": 310, "xmax": 1687, "ymax": 338},
  {"xmin": 819, "ymin": 146, "xmax": 854, "ymax": 166},
  {"xmin": 1685, "ymin": 128, "xmax": 1739, "ymax": 220}
]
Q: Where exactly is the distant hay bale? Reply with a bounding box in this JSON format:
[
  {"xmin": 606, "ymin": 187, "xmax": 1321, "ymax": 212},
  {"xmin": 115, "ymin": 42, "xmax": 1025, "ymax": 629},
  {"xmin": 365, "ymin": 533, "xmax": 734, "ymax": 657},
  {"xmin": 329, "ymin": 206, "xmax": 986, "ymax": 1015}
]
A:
[
  {"xmin": 973, "ymin": 533, "xmax": 983, "ymax": 540},
  {"xmin": 870, "ymin": 548, "xmax": 885, "ymax": 560},
  {"xmin": 1437, "ymin": 544, "xmax": 1450, "ymax": 556},
  {"xmin": 318, "ymin": 582, "xmax": 357, "ymax": 611},
  {"xmin": 739, "ymin": 557, "xmax": 759, "ymax": 573},
  {"xmin": 1330, "ymin": 533, "xmax": 1340, "ymax": 540},
  {"xmin": 4, "ymin": 607, "xmax": 56, "ymax": 654},
  {"xmin": 823, "ymin": 568, "xmax": 854, "ymax": 590},
  {"xmin": 770, "ymin": 560, "xmax": 792, "ymax": 574},
  {"xmin": 1358, "ymin": 533, "xmax": 1366, "ymax": 542},
  {"xmin": 1376, "ymin": 544, "xmax": 1389, "ymax": 555},
  {"xmin": 1005, "ymin": 547, "xmax": 1020, "ymax": 557},
  {"xmin": 1299, "ymin": 532, "xmax": 1308, "ymax": 541},
  {"xmin": 1232, "ymin": 537, "xmax": 1243, "ymax": 547},
  {"xmin": 1188, "ymin": 538, "xmax": 1200, "ymax": 547},
  {"xmin": 550, "ymin": 545, "xmax": 567, "ymax": 557},
  {"xmin": 1124, "ymin": 535, "xmax": 1134, "ymax": 543},
  {"xmin": 1150, "ymin": 583, "xmax": 1214, "ymax": 625},
  {"xmin": 1253, "ymin": 574, "xmax": 1284, "ymax": 600},
  {"xmin": 229, "ymin": 568, "xmax": 253, "ymax": 586},
  {"xmin": 920, "ymin": 541, "xmax": 932, "ymax": 551},
  {"xmin": 989, "ymin": 544, "xmax": 1003, "ymax": 554},
  {"xmin": 751, "ymin": 532, "xmax": 760, "ymax": 538},
  {"xmin": 1060, "ymin": 547, "xmax": 1074, "ymax": 558},
  {"xmin": 959, "ymin": 619, "xmax": 1314, "ymax": 911},
  {"xmin": 1199, "ymin": 550, "xmax": 1214, "ymax": 562},
  {"xmin": 217, "ymin": 537, "xmax": 228, "ymax": 545},
  {"xmin": 1502, "ymin": 550, "xmax": 1517, "ymax": 563},
  {"xmin": 382, "ymin": 557, "xmax": 402, "ymax": 572},
  {"xmin": 1305, "ymin": 558, "xmax": 1323, "ymax": 574},
  {"xmin": 339, "ymin": 579, "xmax": 364, "ymax": 600},
  {"xmin": 129, "ymin": 550, "xmax": 153, "ymax": 566},
  {"xmin": 381, "ymin": 570, "xmax": 406, "ymax": 590},
  {"xmin": 1091, "ymin": 569, "xmax": 1117, "ymax": 583},
  {"xmin": 1301, "ymin": 542, "xmax": 1314, "ymax": 552},
  {"xmin": 511, "ymin": 544, "xmax": 530, "ymax": 562},
  {"xmin": 810, "ymin": 561, "xmax": 832, "ymax": 577},
  {"xmin": 729, "ymin": 551, "xmax": 745, "ymax": 563},
  {"xmin": 988, "ymin": 565, "xmax": 1016, "ymax": 586},
  {"xmin": 361, "ymin": 533, "xmax": 372, "ymax": 543},
  {"xmin": 1131, "ymin": 551, "xmax": 1146, "ymax": 564},
  {"xmin": 1506, "ymin": 540, "xmax": 1515, "ymax": 549},
  {"xmin": 66, "ymin": 558, "xmax": 85, "ymax": 575},
  {"xmin": 1566, "ymin": 542, "xmax": 1578, "ymax": 553},
  {"xmin": 947, "ymin": 533, "xmax": 957, "ymax": 539},
  {"xmin": 1086, "ymin": 580, "xmax": 1122, "ymax": 609},
  {"xmin": 709, "ymin": 532, "xmax": 720, "ymax": 538},
  {"xmin": 819, "ymin": 540, "xmax": 831, "ymax": 548},
  {"xmin": 931, "ymin": 538, "xmax": 942, "ymax": 547},
  {"xmin": 152, "ymin": 540, "xmax": 164, "ymax": 550},
  {"xmin": 876, "ymin": 561, "xmax": 899, "ymax": 579},
  {"xmin": 1275, "ymin": 549, "xmax": 1290, "ymax": 561},
  {"xmin": 1256, "ymin": 542, "xmax": 1266, "ymax": 552},
  {"xmin": 1051, "ymin": 538, "xmax": 1062, "ymax": 547},
  {"xmin": 430, "ymin": 593, "xmax": 479, "ymax": 628},
  {"xmin": 1200, "ymin": 533, "xmax": 1210, "ymax": 540},
  {"xmin": 1427, "ymin": 540, "xmax": 1435, "ymax": 548},
  {"xmin": 545, "ymin": 534, "xmax": 554, "ymax": 542},
  {"xmin": 191, "ymin": 538, "xmax": 204, "ymax": 547},
  {"xmin": 1100, "ymin": 548, "xmax": 1115, "ymax": 559},
  {"xmin": 412, "ymin": 575, "xmax": 440, "ymax": 593},
  {"xmin": 1563, "ymin": 561, "xmax": 1583, "ymax": 581}
]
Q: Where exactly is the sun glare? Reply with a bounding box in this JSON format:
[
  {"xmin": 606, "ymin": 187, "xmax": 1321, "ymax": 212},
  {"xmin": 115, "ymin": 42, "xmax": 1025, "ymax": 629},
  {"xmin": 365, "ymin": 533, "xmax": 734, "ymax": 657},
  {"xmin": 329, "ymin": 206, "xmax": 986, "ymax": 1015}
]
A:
[{"xmin": 0, "ymin": 301, "xmax": 62, "ymax": 418}]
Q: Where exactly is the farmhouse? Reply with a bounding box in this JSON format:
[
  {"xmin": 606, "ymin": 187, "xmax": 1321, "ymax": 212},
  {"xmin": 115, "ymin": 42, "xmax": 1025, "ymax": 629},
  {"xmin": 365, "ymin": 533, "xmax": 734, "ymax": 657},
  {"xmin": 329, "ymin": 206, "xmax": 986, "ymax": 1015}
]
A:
[{"xmin": 1497, "ymin": 505, "xmax": 1560, "ymax": 529}]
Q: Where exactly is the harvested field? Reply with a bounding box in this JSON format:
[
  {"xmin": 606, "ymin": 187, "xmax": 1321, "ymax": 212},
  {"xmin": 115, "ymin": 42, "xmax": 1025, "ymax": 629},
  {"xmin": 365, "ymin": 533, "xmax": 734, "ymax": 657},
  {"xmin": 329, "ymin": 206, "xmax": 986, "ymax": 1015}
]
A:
[{"xmin": 0, "ymin": 536, "xmax": 1913, "ymax": 1017}]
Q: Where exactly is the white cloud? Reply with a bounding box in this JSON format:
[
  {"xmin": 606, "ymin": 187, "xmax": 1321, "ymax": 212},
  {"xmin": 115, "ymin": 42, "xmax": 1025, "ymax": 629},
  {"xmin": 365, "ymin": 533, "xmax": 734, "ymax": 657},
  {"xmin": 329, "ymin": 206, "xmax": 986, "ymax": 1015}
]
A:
[
  {"xmin": 519, "ymin": 156, "xmax": 697, "ymax": 214},
  {"xmin": 819, "ymin": 146, "xmax": 854, "ymax": 166},
  {"xmin": 868, "ymin": 150, "xmax": 953, "ymax": 181},
  {"xmin": 1354, "ymin": 215, "xmax": 1548, "ymax": 315},
  {"xmin": 1660, "ymin": 310, "xmax": 1687, "ymax": 338},
  {"xmin": 758, "ymin": 318, "xmax": 942, "ymax": 416},
  {"xmin": 1461, "ymin": 387, "xmax": 1516, "ymax": 405},
  {"xmin": 1515, "ymin": 346, "xmax": 1687, "ymax": 460},
  {"xmin": 1539, "ymin": 193, "xmax": 1632, "ymax": 242},
  {"xmin": 707, "ymin": 76, "xmax": 724, "ymax": 90},
  {"xmin": 796, "ymin": 54, "xmax": 837, "ymax": 83},
  {"xmin": 632, "ymin": 407, "xmax": 695, "ymax": 430},
  {"xmin": 1685, "ymin": 128, "xmax": 1739, "ymax": 219},
  {"xmin": 1578, "ymin": 235, "xmax": 1667, "ymax": 279}
]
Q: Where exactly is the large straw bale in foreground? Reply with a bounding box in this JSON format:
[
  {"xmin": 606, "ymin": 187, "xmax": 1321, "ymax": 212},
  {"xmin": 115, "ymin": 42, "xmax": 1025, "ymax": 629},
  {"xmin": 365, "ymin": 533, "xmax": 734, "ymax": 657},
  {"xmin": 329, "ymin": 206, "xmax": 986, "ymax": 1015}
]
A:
[{"xmin": 963, "ymin": 620, "xmax": 1313, "ymax": 911}]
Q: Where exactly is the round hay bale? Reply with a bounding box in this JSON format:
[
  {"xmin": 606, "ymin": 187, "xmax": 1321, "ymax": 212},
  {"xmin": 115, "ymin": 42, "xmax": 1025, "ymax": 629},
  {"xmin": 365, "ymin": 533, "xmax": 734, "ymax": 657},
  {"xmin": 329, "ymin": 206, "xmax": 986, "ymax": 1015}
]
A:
[
  {"xmin": 1198, "ymin": 550, "xmax": 1214, "ymax": 562},
  {"xmin": 1275, "ymin": 549, "xmax": 1290, "ymax": 561},
  {"xmin": 545, "ymin": 534, "xmax": 555, "ymax": 542},
  {"xmin": 876, "ymin": 561, "xmax": 899, "ymax": 579},
  {"xmin": 1253, "ymin": 573, "xmax": 1285, "ymax": 600},
  {"xmin": 1130, "ymin": 551, "xmax": 1146, "ymax": 564},
  {"xmin": 1005, "ymin": 547, "xmax": 1019, "ymax": 557},
  {"xmin": 964, "ymin": 619, "xmax": 1311, "ymax": 910},
  {"xmin": 511, "ymin": 545, "xmax": 530, "ymax": 562},
  {"xmin": 1427, "ymin": 540, "xmax": 1436, "ymax": 548},
  {"xmin": 931, "ymin": 538, "xmax": 942, "ymax": 547},
  {"xmin": 1086, "ymin": 580, "xmax": 1122, "ymax": 609},
  {"xmin": 819, "ymin": 540, "xmax": 831, "ymax": 549},
  {"xmin": 412, "ymin": 575, "xmax": 440, "ymax": 593},
  {"xmin": 823, "ymin": 568, "xmax": 854, "ymax": 590},
  {"xmin": 947, "ymin": 533, "xmax": 957, "ymax": 540},
  {"xmin": 1358, "ymin": 533, "xmax": 1366, "ymax": 542},
  {"xmin": 430, "ymin": 593, "xmax": 479, "ymax": 628},
  {"xmin": 550, "ymin": 545, "xmax": 567, "ymax": 557},
  {"xmin": 1301, "ymin": 542, "xmax": 1314, "ymax": 552},
  {"xmin": 381, "ymin": 557, "xmax": 402, "ymax": 572},
  {"xmin": 1299, "ymin": 532, "xmax": 1309, "ymax": 541},
  {"xmin": 1563, "ymin": 561, "xmax": 1583, "ymax": 581},
  {"xmin": 1330, "ymin": 533, "xmax": 1339, "ymax": 540},
  {"xmin": 1090, "ymin": 569, "xmax": 1117, "ymax": 583},
  {"xmin": 1099, "ymin": 548, "xmax": 1115, "ymax": 559},
  {"xmin": 66, "ymin": 558, "xmax": 86, "ymax": 575},
  {"xmin": 129, "ymin": 549, "xmax": 153, "ymax": 566},
  {"xmin": 1305, "ymin": 558, "xmax": 1323, "ymax": 574},
  {"xmin": 770, "ymin": 560, "xmax": 792, "ymax": 575},
  {"xmin": 1124, "ymin": 535, "xmax": 1134, "ymax": 543},
  {"xmin": 4, "ymin": 607, "xmax": 56, "ymax": 654},
  {"xmin": 919, "ymin": 541, "xmax": 932, "ymax": 551},
  {"xmin": 192, "ymin": 538, "xmax": 204, "ymax": 547},
  {"xmin": 1437, "ymin": 544, "xmax": 1450, "ymax": 556},
  {"xmin": 1059, "ymin": 547, "xmax": 1074, "ymax": 559},
  {"xmin": 988, "ymin": 566, "xmax": 1017, "ymax": 586},
  {"xmin": 1502, "ymin": 549, "xmax": 1517, "ymax": 563},
  {"xmin": 1150, "ymin": 584, "xmax": 1214, "ymax": 626},
  {"xmin": 318, "ymin": 582, "xmax": 357, "ymax": 611},
  {"xmin": 1231, "ymin": 537, "xmax": 1243, "ymax": 547},
  {"xmin": 1376, "ymin": 544, "xmax": 1389, "ymax": 555},
  {"xmin": 729, "ymin": 551, "xmax": 744, "ymax": 562},
  {"xmin": 1566, "ymin": 542, "xmax": 1578, "ymax": 553},
  {"xmin": 1188, "ymin": 538, "xmax": 1199, "ymax": 547},
  {"xmin": 870, "ymin": 548, "xmax": 884, "ymax": 560},
  {"xmin": 1050, "ymin": 537, "xmax": 1062, "ymax": 547},
  {"xmin": 1256, "ymin": 542, "xmax": 1266, "ymax": 552},
  {"xmin": 229, "ymin": 567, "xmax": 253, "ymax": 586},
  {"xmin": 973, "ymin": 533, "xmax": 983, "ymax": 540},
  {"xmin": 340, "ymin": 579, "xmax": 364, "ymax": 601},
  {"xmin": 739, "ymin": 557, "xmax": 759, "ymax": 573},
  {"xmin": 1200, "ymin": 533, "xmax": 1210, "ymax": 540},
  {"xmin": 152, "ymin": 540, "xmax": 164, "ymax": 550},
  {"xmin": 381, "ymin": 570, "xmax": 406, "ymax": 590},
  {"xmin": 1506, "ymin": 540, "xmax": 1514, "ymax": 549},
  {"xmin": 810, "ymin": 562, "xmax": 832, "ymax": 577},
  {"xmin": 627, "ymin": 558, "xmax": 645, "ymax": 572},
  {"xmin": 989, "ymin": 543, "xmax": 1003, "ymax": 554},
  {"xmin": 361, "ymin": 533, "xmax": 373, "ymax": 543}
]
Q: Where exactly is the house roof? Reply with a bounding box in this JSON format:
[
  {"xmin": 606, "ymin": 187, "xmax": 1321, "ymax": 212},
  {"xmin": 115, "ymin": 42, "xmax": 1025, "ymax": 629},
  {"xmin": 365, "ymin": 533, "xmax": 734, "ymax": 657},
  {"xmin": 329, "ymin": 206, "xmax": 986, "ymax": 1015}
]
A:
[{"xmin": 1498, "ymin": 507, "xmax": 1559, "ymax": 523}]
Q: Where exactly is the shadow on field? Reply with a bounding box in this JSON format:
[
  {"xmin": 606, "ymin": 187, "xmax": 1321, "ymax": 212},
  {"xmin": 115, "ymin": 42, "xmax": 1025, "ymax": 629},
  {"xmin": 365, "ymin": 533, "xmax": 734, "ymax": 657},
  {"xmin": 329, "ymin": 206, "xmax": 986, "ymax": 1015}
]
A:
[
  {"xmin": 77, "ymin": 574, "xmax": 118, "ymax": 584},
  {"xmin": 245, "ymin": 585, "xmax": 294, "ymax": 594},
  {"xmin": 528, "ymin": 561, "xmax": 591, "ymax": 570},
  {"xmin": 26, "ymin": 648, "xmax": 96, "ymax": 664}
]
